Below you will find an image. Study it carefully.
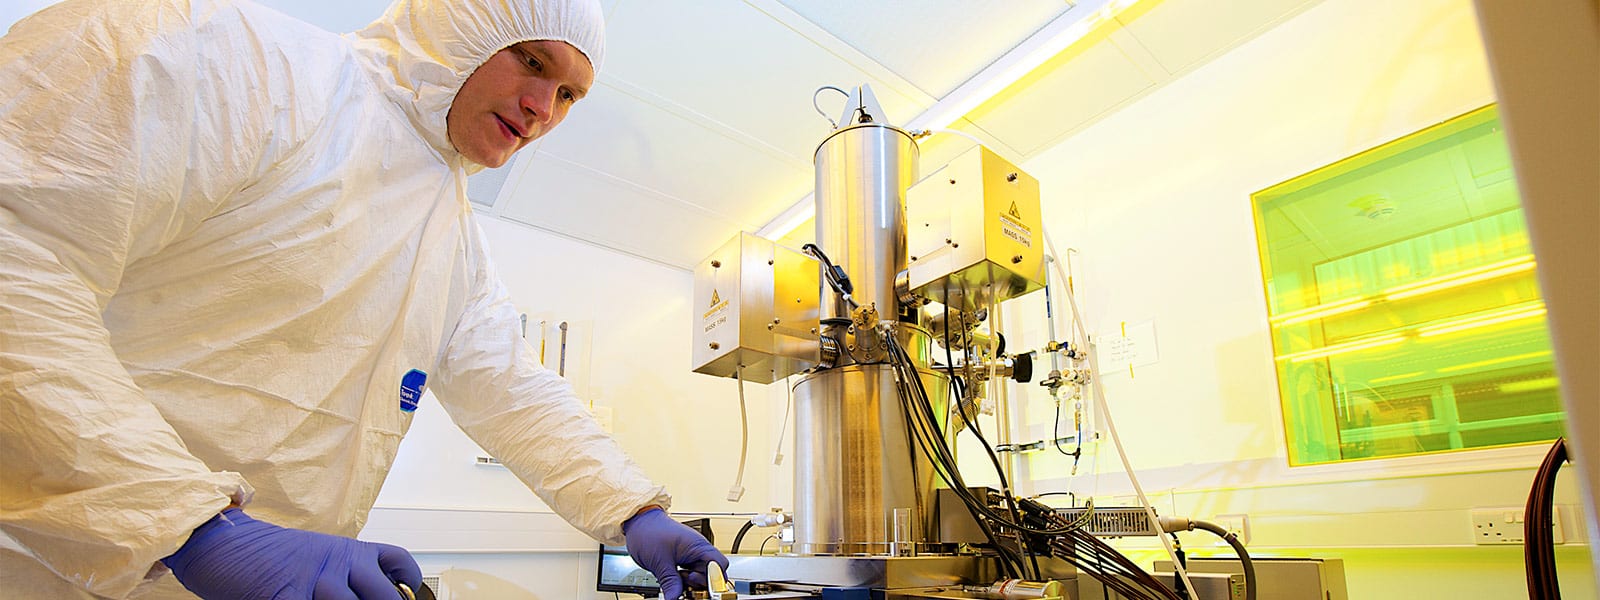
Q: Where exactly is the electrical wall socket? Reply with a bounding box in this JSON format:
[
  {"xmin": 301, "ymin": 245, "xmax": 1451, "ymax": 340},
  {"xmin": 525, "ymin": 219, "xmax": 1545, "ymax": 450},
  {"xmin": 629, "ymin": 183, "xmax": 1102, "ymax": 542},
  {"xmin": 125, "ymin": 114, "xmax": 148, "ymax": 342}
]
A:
[
  {"xmin": 1472, "ymin": 506, "xmax": 1564, "ymax": 545},
  {"xmin": 1212, "ymin": 514, "xmax": 1251, "ymax": 545}
]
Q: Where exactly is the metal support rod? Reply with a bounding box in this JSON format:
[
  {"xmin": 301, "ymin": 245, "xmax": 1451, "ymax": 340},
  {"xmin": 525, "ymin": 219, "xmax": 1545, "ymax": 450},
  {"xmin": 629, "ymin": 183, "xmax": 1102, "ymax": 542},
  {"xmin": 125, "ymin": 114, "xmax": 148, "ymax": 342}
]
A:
[{"xmin": 991, "ymin": 295, "xmax": 1014, "ymax": 485}]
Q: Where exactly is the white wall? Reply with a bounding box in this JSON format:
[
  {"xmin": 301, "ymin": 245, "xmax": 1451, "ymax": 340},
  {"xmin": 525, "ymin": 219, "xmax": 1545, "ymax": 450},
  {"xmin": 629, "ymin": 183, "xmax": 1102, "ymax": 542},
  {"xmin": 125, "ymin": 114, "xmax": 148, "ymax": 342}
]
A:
[
  {"xmin": 1005, "ymin": 0, "xmax": 1595, "ymax": 598},
  {"xmin": 363, "ymin": 216, "xmax": 776, "ymax": 599}
]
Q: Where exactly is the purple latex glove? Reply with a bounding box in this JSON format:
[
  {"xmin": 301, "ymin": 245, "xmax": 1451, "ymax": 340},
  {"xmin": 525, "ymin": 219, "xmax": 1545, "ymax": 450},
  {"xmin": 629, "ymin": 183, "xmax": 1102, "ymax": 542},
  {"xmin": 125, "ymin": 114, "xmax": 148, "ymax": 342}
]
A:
[
  {"xmin": 622, "ymin": 508, "xmax": 729, "ymax": 598},
  {"xmin": 162, "ymin": 508, "xmax": 421, "ymax": 600}
]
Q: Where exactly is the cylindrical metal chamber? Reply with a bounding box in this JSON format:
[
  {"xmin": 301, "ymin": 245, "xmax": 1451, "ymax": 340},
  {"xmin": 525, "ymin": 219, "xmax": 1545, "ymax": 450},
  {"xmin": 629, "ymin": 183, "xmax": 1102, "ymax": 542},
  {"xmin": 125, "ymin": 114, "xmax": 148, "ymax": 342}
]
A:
[
  {"xmin": 790, "ymin": 362, "xmax": 950, "ymax": 555},
  {"xmin": 813, "ymin": 123, "xmax": 918, "ymax": 322}
]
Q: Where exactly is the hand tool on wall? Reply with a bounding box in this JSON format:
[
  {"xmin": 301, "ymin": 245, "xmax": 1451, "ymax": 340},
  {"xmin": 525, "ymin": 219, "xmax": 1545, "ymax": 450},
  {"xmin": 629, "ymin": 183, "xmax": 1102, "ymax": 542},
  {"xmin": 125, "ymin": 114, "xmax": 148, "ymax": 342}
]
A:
[{"xmin": 558, "ymin": 321, "xmax": 569, "ymax": 376}]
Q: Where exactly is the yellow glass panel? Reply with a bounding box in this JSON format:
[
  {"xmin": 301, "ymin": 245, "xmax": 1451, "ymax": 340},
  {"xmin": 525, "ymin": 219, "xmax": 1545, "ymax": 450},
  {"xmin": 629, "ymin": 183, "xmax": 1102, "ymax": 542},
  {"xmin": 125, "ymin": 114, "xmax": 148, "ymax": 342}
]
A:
[{"xmin": 1251, "ymin": 105, "xmax": 1563, "ymax": 466}]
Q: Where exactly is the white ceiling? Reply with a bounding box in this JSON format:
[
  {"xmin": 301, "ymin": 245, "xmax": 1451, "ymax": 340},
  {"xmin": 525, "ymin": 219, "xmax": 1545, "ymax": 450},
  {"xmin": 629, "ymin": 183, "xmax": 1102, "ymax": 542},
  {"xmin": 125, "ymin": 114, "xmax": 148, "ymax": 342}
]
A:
[
  {"xmin": 486, "ymin": 0, "xmax": 1324, "ymax": 269},
  {"xmin": 1, "ymin": 0, "xmax": 1323, "ymax": 270}
]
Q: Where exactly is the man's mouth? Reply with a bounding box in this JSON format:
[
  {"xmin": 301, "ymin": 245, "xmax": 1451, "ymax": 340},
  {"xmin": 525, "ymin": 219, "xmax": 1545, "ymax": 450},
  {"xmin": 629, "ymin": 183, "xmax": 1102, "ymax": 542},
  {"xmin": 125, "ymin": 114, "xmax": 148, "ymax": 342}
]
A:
[{"xmin": 495, "ymin": 115, "xmax": 523, "ymax": 140}]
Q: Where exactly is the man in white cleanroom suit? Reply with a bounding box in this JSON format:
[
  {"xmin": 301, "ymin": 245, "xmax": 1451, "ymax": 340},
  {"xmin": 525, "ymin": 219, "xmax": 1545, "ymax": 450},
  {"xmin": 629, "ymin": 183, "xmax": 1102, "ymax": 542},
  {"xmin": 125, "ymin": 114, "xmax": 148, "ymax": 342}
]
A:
[{"xmin": 0, "ymin": 0, "xmax": 726, "ymax": 598}]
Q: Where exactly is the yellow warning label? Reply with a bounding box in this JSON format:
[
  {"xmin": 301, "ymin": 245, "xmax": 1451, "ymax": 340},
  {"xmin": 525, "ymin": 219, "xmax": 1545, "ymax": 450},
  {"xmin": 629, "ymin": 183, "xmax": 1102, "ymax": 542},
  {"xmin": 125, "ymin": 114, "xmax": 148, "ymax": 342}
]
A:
[
  {"xmin": 999, "ymin": 207, "xmax": 1033, "ymax": 248},
  {"xmin": 1008, "ymin": 201, "xmax": 1022, "ymax": 219},
  {"xmin": 703, "ymin": 289, "xmax": 729, "ymax": 320}
]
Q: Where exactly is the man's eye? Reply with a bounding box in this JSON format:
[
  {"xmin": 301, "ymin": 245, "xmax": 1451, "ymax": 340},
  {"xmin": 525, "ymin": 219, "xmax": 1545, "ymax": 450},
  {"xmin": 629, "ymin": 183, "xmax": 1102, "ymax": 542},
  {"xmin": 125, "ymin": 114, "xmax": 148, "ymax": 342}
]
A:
[
  {"xmin": 525, "ymin": 56, "xmax": 542, "ymax": 71},
  {"xmin": 562, "ymin": 91, "xmax": 576, "ymax": 102}
]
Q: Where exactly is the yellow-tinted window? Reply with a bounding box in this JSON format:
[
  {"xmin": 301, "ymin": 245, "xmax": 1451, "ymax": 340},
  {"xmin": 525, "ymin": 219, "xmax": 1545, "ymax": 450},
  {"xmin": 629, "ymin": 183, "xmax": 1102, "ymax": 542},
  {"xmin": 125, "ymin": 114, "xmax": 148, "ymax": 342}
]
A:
[{"xmin": 1252, "ymin": 105, "xmax": 1562, "ymax": 466}]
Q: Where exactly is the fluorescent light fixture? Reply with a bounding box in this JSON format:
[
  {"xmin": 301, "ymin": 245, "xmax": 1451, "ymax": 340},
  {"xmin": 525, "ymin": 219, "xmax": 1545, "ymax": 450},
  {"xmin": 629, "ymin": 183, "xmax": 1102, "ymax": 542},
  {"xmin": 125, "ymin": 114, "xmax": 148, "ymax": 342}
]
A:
[
  {"xmin": 1382, "ymin": 256, "xmax": 1536, "ymax": 300},
  {"xmin": 1368, "ymin": 371, "xmax": 1426, "ymax": 384},
  {"xmin": 1438, "ymin": 350, "xmax": 1553, "ymax": 373},
  {"xmin": 1277, "ymin": 333, "xmax": 1407, "ymax": 363},
  {"xmin": 1271, "ymin": 298, "xmax": 1373, "ymax": 325},
  {"xmin": 906, "ymin": 0, "xmax": 1140, "ymax": 132},
  {"xmin": 757, "ymin": 0, "xmax": 1140, "ymax": 240},
  {"xmin": 757, "ymin": 192, "xmax": 815, "ymax": 240},
  {"xmin": 1416, "ymin": 302, "xmax": 1547, "ymax": 338},
  {"xmin": 1265, "ymin": 256, "xmax": 1539, "ymax": 326},
  {"xmin": 1499, "ymin": 377, "xmax": 1560, "ymax": 394}
]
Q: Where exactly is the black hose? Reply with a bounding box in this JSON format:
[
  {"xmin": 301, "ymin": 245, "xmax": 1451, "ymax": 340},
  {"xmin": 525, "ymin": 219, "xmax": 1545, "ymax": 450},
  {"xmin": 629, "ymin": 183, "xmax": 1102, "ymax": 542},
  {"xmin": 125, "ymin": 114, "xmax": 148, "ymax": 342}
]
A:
[
  {"xmin": 1191, "ymin": 520, "xmax": 1256, "ymax": 600},
  {"xmin": 730, "ymin": 521, "xmax": 756, "ymax": 555},
  {"xmin": 1170, "ymin": 534, "xmax": 1188, "ymax": 600},
  {"xmin": 1525, "ymin": 437, "xmax": 1567, "ymax": 600}
]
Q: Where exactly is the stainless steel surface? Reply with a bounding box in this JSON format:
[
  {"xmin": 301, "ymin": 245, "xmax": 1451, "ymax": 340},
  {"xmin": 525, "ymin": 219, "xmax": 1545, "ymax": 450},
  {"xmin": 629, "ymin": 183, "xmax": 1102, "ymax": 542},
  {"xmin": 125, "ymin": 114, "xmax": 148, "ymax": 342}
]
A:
[
  {"xmin": 935, "ymin": 489, "xmax": 989, "ymax": 544},
  {"xmin": 727, "ymin": 555, "xmax": 998, "ymax": 589},
  {"xmin": 905, "ymin": 146, "xmax": 1045, "ymax": 314},
  {"xmin": 814, "ymin": 122, "xmax": 918, "ymax": 325},
  {"xmin": 791, "ymin": 364, "xmax": 948, "ymax": 555},
  {"xmin": 729, "ymin": 556, "xmax": 1077, "ymax": 598},
  {"xmin": 693, "ymin": 232, "xmax": 821, "ymax": 383}
]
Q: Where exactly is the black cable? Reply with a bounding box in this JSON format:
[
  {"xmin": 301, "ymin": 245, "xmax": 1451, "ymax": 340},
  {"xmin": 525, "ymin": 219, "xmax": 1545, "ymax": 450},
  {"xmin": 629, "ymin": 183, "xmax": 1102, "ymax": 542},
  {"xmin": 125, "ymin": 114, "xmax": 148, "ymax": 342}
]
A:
[
  {"xmin": 1032, "ymin": 491, "xmax": 1078, "ymax": 504},
  {"xmin": 1053, "ymin": 401, "xmax": 1081, "ymax": 459},
  {"xmin": 1017, "ymin": 497, "xmax": 1178, "ymax": 600},
  {"xmin": 757, "ymin": 535, "xmax": 779, "ymax": 556},
  {"xmin": 887, "ymin": 330, "xmax": 1124, "ymax": 599},
  {"xmin": 888, "ymin": 333, "xmax": 1082, "ymax": 537},
  {"xmin": 1170, "ymin": 534, "xmax": 1188, "ymax": 600},
  {"xmin": 730, "ymin": 521, "xmax": 756, "ymax": 554},
  {"xmin": 1049, "ymin": 529, "xmax": 1180, "ymax": 600},
  {"xmin": 886, "ymin": 333, "xmax": 1025, "ymax": 578},
  {"xmin": 939, "ymin": 305, "xmax": 1038, "ymax": 579},
  {"xmin": 1526, "ymin": 437, "xmax": 1567, "ymax": 600},
  {"xmin": 801, "ymin": 243, "xmax": 853, "ymax": 297},
  {"xmin": 1191, "ymin": 520, "xmax": 1256, "ymax": 600},
  {"xmin": 883, "ymin": 313, "xmax": 1151, "ymax": 599},
  {"xmin": 800, "ymin": 247, "xmax": 1071, "ymax": 581},
  {"xmin": 936, "ymin": 306, "xmax": 1034, "ymax": 578}
]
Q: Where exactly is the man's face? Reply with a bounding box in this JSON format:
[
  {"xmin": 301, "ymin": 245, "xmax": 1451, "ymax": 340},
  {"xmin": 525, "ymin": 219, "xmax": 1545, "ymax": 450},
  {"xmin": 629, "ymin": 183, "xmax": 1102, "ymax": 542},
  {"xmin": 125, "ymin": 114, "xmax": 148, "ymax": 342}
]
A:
[{"xmin": 447, "ymin": 40, "xmax": 594, "ymax": 168}]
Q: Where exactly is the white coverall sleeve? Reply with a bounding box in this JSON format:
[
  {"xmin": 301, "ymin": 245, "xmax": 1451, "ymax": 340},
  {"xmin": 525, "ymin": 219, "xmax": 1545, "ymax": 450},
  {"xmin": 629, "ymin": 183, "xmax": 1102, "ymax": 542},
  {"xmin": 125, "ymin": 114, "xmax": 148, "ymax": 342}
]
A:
[
  {"xmin": 0, "ymin": 2, "xmax": 268, "ymax": 596},
  {"xmin": 433, "ymin": 221, "xmax": 671, "ymax": 545}
]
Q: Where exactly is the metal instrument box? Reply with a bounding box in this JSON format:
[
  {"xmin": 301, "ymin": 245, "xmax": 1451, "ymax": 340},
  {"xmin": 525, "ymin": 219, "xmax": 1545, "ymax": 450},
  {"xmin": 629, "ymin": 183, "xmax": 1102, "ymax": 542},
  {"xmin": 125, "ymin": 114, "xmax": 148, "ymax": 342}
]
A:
[
  {"xmin": 1081, "ymin": 572, "xmax": 1244, "ymax": 600},
  {"xmin": 905, "ymin": 146, "xmax": 1046, "ymax": 313},
  {"xmin": 1154, "ymin": 557, "xmax": 1348, "ymax": 600},
  {"xmin": 693, "ymin": 232, "xmax": 819, "ymax": 384}
]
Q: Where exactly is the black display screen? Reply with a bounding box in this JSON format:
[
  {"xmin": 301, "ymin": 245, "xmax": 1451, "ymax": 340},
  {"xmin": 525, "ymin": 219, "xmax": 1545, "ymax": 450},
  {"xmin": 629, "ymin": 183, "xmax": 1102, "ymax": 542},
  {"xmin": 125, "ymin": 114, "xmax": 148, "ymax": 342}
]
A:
[{"xmin": 596, "ymin": 544, "xmax": 660, "ymax": 596}]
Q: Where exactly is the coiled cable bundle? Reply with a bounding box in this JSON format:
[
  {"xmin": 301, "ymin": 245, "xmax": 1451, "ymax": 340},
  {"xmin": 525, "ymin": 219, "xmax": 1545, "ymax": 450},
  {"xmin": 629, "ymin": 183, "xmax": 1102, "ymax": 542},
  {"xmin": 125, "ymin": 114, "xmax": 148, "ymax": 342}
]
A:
[{"xmin": 1525, "ymin": 437, "xmax": 1568, "ymax": 599}]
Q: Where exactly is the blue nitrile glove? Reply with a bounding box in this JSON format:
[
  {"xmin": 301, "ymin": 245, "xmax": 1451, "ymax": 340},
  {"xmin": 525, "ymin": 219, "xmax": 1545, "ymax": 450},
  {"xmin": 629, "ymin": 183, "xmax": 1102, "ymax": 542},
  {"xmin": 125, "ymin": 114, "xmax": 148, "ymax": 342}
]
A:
[
  {"xmin": 162, "ymin": 508, "xmax": 422, "ymax": 600},
  {"xmin": 622, "ymin": 508, "xmax": 729, "ymax": 599}
]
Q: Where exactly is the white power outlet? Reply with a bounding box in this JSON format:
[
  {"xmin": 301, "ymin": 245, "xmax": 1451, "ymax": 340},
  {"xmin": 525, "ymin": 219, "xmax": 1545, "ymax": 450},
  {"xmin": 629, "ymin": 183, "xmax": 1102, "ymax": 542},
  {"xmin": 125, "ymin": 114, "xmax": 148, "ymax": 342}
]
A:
[
  {"xmin": 1472, "ymin": 506, "xmax": 1564, "ymax": 545},
  {"xmin": 1212, "ymin": 514, "xmax": 1251, "ymax": 545}
]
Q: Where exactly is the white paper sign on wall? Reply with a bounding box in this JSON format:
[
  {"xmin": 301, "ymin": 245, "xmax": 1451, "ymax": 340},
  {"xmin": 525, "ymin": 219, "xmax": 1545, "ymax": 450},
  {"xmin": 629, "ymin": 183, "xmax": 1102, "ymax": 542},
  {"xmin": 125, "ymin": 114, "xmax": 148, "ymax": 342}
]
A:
[{"xmin": 1096, "ymin": 320, "xmax": 1159, "ymax": 376}]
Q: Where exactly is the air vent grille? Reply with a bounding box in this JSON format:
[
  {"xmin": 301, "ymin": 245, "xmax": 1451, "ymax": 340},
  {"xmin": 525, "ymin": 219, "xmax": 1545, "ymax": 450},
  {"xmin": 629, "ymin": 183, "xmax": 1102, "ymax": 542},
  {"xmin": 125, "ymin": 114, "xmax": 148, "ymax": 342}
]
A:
[{"xmin": 1056, "ymin": 507, "xmax": 1158, "ymax": 537}]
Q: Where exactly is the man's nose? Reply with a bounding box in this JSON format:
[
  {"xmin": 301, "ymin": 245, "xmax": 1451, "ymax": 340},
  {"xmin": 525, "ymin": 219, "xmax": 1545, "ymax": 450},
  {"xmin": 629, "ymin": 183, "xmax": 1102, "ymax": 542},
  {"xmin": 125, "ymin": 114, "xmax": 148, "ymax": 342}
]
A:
[{"xmin": 519, "ymin": 85, "xmax": 557, "ymax": 127}]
